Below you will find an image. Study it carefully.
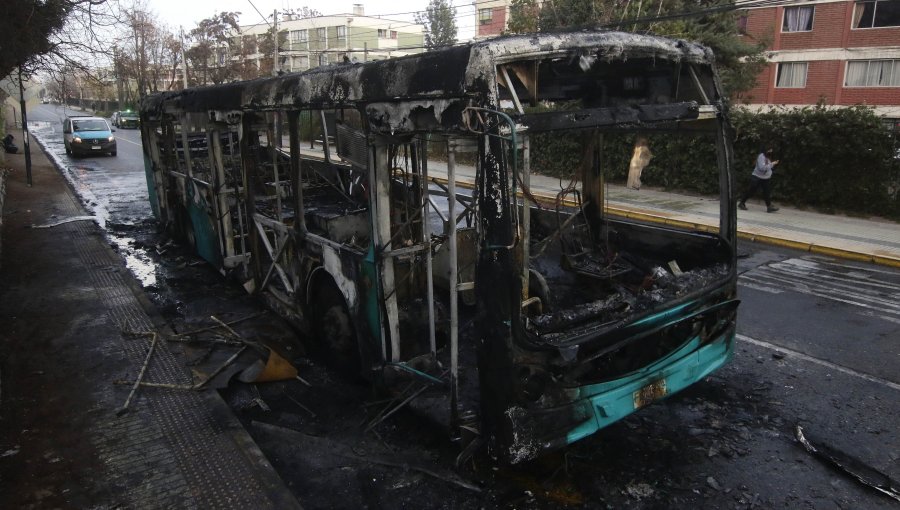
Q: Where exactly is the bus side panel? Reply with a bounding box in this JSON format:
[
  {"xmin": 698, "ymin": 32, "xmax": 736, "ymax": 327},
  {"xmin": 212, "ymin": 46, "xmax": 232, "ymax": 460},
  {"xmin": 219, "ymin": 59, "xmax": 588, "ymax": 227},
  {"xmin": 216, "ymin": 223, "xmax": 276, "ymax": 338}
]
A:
[
  {"xmin": 143, "ymin": 153, "xmax": 161, "ymax": 220},
  {"xmin": 186, "ymin": 181, "xmax": 222, "ymax": 267}
]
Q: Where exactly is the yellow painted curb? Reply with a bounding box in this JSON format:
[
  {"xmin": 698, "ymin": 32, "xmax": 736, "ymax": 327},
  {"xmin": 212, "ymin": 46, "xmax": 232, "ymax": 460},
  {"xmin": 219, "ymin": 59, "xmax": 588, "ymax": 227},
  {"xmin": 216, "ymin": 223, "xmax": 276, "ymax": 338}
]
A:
[{"xmin": 431, "ymin": 176, "xmax": 898, "ymax": 269}]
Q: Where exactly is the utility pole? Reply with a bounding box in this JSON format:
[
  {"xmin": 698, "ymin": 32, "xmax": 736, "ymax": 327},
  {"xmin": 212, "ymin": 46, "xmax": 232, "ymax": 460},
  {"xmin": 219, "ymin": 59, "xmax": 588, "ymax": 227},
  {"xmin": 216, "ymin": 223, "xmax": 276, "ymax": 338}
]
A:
[
  {"xmin": 17, "ymin": 66, "xmax": 32, "ymax": 186},
  {"xmin": 114, "ymin": 46, "xmax": 124, "ymax": 109},
  {"xmin": 180, "ymin": 26, "xmax": 190, "ymax": 89},
  {"xmin": 273, "ymin": 9, "xmax": 280, "ymax": 76}
]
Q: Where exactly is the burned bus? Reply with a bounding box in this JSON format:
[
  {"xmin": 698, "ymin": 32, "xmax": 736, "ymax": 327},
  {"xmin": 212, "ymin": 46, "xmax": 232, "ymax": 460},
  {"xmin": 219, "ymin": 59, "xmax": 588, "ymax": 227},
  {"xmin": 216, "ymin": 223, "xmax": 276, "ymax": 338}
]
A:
[{"xmin": 139, "ymin": 31, "xmax": 739, "ymax": 464}]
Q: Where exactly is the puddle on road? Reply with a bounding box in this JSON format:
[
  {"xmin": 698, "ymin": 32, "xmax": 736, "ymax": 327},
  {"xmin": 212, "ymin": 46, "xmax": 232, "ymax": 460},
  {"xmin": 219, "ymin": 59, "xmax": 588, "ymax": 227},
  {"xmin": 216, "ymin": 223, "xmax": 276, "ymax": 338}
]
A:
[{"xmin": 29, "ymin": 121, "xmax": 160, "ymax": 289}]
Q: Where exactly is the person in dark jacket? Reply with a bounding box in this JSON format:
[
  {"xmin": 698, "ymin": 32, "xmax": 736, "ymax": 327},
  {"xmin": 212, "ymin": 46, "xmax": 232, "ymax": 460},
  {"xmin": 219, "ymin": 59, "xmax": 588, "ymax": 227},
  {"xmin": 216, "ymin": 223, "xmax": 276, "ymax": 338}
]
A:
[
  {"xmin": 2, "ymin": 134, "xmax": 18, "ymax": 154},
  {"xmin": 739, "ymin": 147, "xmax": 780, "ymax": 213}
]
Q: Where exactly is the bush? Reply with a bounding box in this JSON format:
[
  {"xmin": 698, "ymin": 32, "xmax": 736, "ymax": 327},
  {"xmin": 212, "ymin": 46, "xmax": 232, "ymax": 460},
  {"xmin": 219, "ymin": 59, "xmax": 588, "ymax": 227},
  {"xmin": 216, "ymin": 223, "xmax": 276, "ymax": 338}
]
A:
[
  {"xmin": 527, "ymin": 104, "xmax": 900, "ymax": 219},
  {"xmin": 731, "ymin": 105, "xmax": 899, "ymax": 218}
]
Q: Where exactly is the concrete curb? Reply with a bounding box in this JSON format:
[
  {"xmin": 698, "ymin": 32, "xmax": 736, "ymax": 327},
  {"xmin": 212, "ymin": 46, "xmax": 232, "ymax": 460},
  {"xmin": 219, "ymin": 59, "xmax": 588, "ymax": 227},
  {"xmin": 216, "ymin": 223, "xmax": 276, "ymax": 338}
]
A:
[{"xmin": 431, "ymin": 176, "xmax": 900, "ymax": 269}]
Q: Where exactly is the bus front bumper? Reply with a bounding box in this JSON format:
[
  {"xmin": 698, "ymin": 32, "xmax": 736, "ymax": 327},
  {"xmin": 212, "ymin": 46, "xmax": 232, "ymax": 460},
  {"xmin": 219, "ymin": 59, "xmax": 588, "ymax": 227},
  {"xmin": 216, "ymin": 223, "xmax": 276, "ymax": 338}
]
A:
[{"xmin": 502, "ymin": 328, "xmax": 734, "ymax": 464}]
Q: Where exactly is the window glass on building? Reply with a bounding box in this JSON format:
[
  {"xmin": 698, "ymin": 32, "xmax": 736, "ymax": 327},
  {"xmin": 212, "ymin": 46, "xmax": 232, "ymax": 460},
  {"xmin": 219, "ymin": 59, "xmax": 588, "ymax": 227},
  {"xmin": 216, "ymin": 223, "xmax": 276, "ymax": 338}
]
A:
[
  {"xmin": 243, "ymin": 35, "xmax": 257, "ymax": 54},
  {"xmin": 390, "ymin": 30, "xmax": 398, "ymax": 39},
  {"xmin": 853, "ymin": 0, "xmax": 900, "ymax": 28},
  {"xmin": 845, "ymin": 60, "xmax": 900, "ymax": 86},
  {"xmin": 783, "ymin": 5, "xmax": 814, "ymax": 31},
  {"xmin": 316, "ymin": 27, "xmax": 327, "ymax": 41},
  {"xmin": 290, "ymin": 30, "xmax": 308, "ymax": 42},
  {"xmin": 291, "ymin": 56, "xmax": 308, "ymax": 71},
  {"xmin": 378, "ymin": 28, "xmax": 387, "ymax": 38},
  {"xmin": 479, "ymin": 8, "xmax": 494, "ymax": 24},
  {"xmin": 737, "ymin": 15, "xmax": 749, "ymax": 34},
  {"xmin": 776, "ymin": 62, "xmax": 808, "ymax": 87},
  {"xmin": 336, "ymin": 26, "xmax": 346, "ymax": 39},
  {"xmin": 319, "ymin": 53, "xmax": 328, "ymax": 66}
]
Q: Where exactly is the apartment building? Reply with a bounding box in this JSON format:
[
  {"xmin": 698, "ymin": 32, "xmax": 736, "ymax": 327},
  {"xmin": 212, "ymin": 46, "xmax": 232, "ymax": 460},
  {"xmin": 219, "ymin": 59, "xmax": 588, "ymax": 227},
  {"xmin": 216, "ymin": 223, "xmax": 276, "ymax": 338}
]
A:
[
  {"xmin": 475, "ymin": 0, "xmax": 513, "ymax": 38},
  {"xmin": 236, "ymin": 4, "xmax": 424, "ymax": 73},
  {"xmin": 740, "ymin": 0, "xmax": 900, "ymax": 122}
]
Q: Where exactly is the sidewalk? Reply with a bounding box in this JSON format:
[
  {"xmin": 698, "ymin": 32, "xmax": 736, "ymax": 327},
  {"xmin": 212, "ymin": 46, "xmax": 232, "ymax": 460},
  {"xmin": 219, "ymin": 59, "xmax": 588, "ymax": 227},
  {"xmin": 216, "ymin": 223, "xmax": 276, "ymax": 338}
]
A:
[
  {"xmin": 0, "ymin": 128, "xmax": 301, "ymax": 508},
  {"xmin": 421, "ymin": 157, "xmax": 900, "ymax": 269}
]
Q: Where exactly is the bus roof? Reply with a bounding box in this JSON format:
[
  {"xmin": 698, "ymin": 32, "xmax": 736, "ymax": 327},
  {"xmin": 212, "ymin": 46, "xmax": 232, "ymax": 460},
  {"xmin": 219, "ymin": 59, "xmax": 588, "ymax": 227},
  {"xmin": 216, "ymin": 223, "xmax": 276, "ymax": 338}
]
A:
[{"xmin": 144, "ymin": 31, "xmax": 713, "ymax": 110}]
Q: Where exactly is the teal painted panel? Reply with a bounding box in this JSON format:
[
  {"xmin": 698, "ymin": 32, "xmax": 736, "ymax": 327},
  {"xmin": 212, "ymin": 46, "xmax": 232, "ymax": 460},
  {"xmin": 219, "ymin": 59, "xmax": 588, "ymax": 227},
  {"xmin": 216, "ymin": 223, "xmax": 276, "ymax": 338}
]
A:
[
  {"xmin": 144, "ymin": 154, "xmax": 160, "ymax": 220},
  {"xmin": 363, "ymin": 245, "xmax": 381, "ymax": 347},
  {"xmin": 186, "ymin": 181, "xmax": 221, "ymax": 267},
  {"xmin": 565, "ymin": 332, "xmax": 734, "ymax": 445}
]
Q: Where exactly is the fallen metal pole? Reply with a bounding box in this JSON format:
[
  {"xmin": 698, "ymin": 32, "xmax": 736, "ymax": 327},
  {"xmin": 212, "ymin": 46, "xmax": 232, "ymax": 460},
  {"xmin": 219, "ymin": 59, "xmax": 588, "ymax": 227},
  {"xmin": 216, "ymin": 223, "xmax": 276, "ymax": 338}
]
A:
[
  {"xmin": 170, "ymin": 312, "xmax": 263, "ymax": 337},
  {"xmin": 193, "ymin": 346, "xmax": 248, "ymax": 390},
  {"xmin": 117, "ymin": 332, "xmax": 158, "ymax": 416}
]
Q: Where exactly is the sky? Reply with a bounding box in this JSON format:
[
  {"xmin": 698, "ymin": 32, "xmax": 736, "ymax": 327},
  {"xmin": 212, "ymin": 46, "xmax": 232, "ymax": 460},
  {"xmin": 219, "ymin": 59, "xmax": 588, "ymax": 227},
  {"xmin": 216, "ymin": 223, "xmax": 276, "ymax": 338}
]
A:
[{"xmin": 146, "ymin": 0, "xmax": 480, "ymax": 41}]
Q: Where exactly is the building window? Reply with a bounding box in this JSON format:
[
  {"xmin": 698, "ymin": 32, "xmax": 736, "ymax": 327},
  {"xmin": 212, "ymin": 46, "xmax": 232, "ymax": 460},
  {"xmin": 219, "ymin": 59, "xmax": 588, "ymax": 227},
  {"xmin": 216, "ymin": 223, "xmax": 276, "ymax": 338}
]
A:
[
  {"xmin": 390, "ymin": 30, "xmax": 398, "ymax": 39},
  {"xmin": 623, "ymin": 76, "xmax": 644, "ymax": 90},
  {"xmin": 336, "ymin": 26, "xmax": 346, "ymax": 39},
  {"xmin": 319, "ymin": 53, "xmax": 328, "ymax": 66},
  {"xmin": 243, "ymin": 35, "xmax": 257, "ymax": 54},
  {"xmin": 845, "ymin": 60, "xmax": 900, "ymax": 87},
  {"xmin": 783, "ymin": 5, "xmax": 814, "ymax": 32},
  {"xmin": 291, "ymin": 56, "xmax": 309, "ymax": 71},
  {"xmin": 479, "ymin": 8, "xmax": 494, "ymax": 24},
  {"xmin": 737, "ymin": 14, "xmax": 749, "ymax": 34},
  {"xmin": 853, "ymin": 1, "xmax": 900, "ymax": 28},
  {"xmin": 776, "ymin": 62, "xmax": 808, "ymax": 88},
  {"xmin": 378, "ymin": 28, "xmax": 387, "ymax": 38},
  {"xmin": 290, "ymin": 29, "xmax": 308, "ymax": 42}
]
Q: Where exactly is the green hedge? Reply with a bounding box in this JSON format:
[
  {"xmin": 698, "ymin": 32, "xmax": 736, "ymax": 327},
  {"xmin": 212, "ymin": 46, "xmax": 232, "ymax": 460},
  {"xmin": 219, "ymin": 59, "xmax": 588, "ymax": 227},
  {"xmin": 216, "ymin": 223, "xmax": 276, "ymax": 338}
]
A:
[{"xmin": 528, "ymin": 105, "xmax": 900, "ymax": 219}]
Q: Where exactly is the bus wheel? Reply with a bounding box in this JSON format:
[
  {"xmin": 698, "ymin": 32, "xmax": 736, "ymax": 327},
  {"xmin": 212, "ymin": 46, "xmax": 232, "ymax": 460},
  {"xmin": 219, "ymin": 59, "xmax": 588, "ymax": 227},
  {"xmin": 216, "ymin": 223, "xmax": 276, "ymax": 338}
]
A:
[{"xmin": 312, "ymin": 282, "xmax": 359, "ymax": 374}]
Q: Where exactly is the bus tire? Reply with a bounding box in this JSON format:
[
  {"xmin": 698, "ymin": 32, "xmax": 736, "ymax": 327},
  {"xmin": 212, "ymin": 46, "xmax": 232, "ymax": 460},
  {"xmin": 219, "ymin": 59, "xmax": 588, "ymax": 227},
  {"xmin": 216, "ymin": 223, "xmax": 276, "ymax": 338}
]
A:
[{"xmin": 312, "ymin": 282, "xmax": 359, "ymax": 374}]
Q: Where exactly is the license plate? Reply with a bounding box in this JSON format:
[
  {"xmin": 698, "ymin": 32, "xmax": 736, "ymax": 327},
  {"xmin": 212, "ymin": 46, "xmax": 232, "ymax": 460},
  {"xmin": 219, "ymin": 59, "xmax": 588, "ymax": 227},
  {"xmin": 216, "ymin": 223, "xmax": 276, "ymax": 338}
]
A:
[
  {"xmin": 633, "ymin": 379, "xmax": 667, "ymax": 409},
  {"xmin": 92, "ymin": 145, "xmax": 101, "ymax": 150}
]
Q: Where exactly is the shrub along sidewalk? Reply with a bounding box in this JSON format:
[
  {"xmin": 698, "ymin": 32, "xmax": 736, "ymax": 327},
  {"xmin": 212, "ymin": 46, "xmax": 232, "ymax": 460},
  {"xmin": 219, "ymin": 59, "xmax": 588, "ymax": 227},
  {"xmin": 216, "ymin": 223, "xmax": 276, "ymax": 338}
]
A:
[{"xmin": 526, "ymin": 104, "xmax": 900, "ymax": 220}]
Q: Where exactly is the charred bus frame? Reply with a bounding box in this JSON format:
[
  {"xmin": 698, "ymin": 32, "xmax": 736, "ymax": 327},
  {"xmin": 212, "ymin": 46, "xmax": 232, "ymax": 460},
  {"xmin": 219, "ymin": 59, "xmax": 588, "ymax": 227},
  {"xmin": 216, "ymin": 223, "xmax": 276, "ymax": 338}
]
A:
[{"xmin": 140, "ymin": 31, "xmax": 739, "ymax": 464}]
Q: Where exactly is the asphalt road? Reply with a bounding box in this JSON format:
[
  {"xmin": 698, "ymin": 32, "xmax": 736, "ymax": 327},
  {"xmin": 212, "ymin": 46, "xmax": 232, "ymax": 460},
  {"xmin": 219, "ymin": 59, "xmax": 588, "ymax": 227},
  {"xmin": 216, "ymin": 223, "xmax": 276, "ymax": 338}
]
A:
[{"xmin": 24, "ymin": 106, "xmax": 900, "ymax": 508}]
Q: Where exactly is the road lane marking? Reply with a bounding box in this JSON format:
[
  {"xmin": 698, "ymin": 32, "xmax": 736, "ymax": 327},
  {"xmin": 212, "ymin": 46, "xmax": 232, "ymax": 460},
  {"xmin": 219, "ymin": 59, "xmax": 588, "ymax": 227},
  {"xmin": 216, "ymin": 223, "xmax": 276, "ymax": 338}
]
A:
[
  {"xmin": 115, "ymin": 136, "xmax": 142, "ymax": 147},
  {"xmin": 743, "ymin": 270, "xmax": 900, "ymax": 313},
  {"xmin": 739, "ymin": 256, "xmax": 900, "ymax": 324},
  {"xmin": 736, "ymin": 334, "xmax": 900, "ymax": 392}
]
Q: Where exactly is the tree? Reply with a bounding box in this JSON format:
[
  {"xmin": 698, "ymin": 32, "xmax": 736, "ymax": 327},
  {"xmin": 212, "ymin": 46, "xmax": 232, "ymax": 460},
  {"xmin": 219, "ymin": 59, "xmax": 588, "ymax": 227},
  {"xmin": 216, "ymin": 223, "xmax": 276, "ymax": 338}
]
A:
[
  {"xmin": 507, "ymin": 0, "xmax": 540, "ymax": 34},
  {"xmin": 2, "ymin": 0, "xmax": 72, "ymax": 78},
  {"xmin": 2, "ymin": 0, "xmax": 120, "ymax": 80},
  {"xmin": 259, "ymin": 27, "xmax": 288, "ymax": 77},
  {"xmin": 186, "ymin": 12, "xmax": 241, "ymax": 85},
  {"xmin": 416, "ymin": 0, "xmax": 457, "ymax": 50},
  {"xmin": 503, "ymin": 0, "xmax": 766, "ymax": 97},
  {"xmin": 118, "ymin": 5, "xmax": 183, "ymax": 98}
]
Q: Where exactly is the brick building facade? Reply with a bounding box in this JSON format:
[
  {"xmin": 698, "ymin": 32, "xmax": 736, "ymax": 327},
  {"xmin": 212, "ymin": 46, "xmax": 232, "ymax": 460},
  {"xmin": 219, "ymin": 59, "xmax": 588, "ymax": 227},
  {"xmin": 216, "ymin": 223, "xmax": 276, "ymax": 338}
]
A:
[
  {"xmin": 739, "ymin": 0, "xmax": 900, "ymax": 122},
  {"xmin": 475, "ymin": 0, "xmax": 511, "ymax": 38}
]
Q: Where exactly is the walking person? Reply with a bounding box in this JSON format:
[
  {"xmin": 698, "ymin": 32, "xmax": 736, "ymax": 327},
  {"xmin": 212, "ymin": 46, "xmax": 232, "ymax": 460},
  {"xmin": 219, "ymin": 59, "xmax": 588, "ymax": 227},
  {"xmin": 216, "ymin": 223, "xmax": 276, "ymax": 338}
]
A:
[{"xmin": 739, "ymin": 147, "xmax": 780, "ymax": 213}]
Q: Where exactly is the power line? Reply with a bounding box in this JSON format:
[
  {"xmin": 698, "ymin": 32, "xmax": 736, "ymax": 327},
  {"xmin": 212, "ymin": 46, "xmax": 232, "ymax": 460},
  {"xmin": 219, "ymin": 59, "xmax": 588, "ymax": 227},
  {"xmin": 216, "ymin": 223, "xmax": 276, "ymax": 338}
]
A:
[{"xmin": 246, "ymin": 0, "xmax": 274, "ymax": 29}]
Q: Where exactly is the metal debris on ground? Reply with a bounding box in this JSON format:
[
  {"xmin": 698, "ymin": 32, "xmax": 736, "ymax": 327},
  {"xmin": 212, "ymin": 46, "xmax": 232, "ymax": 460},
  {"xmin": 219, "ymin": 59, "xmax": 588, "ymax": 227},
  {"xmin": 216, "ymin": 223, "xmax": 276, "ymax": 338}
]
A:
[
  {"xmin": 116, "ymin": 331, "xmax": 158, "ymax": 416},
  {"xmin": 114, "ymin": 346, "xmax": 249, "ymax": 391},
  {"xmin": 795, "ymin": 425, "xmax": 900, "ymax": 502},
  {"xmin": 171, "ymin": 313, "xmax": 263, "ymax": 338},
  {"xmin": 281, "ymin": 388, "xmax": 316, "ymax": 418}
]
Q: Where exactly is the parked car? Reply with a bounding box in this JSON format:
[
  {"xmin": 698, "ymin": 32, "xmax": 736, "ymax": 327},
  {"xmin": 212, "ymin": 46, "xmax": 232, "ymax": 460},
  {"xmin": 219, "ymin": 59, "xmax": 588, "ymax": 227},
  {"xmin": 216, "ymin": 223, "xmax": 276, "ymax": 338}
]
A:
[
  {"xmin": 117, "ymin": 110, "xmax": 140, "ymax": 129},
  {"xmin": 63, "ymin": 115, "xmax": 117, "ymax": 157}
]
